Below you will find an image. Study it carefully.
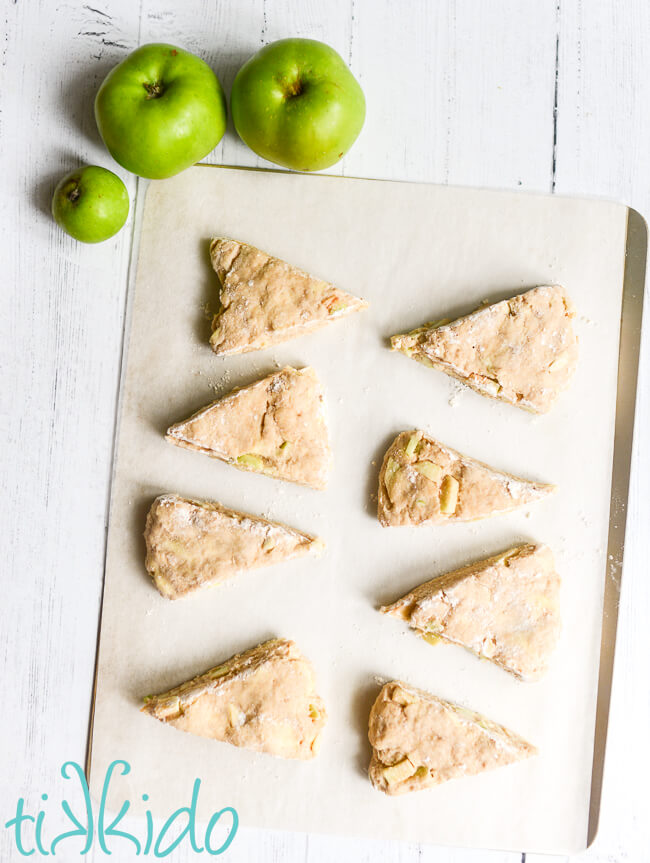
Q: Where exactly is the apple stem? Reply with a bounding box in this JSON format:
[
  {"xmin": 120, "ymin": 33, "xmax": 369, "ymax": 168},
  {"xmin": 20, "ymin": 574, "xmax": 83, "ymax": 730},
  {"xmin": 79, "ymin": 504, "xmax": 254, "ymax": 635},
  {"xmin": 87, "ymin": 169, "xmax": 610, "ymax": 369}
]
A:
[
  {"xmin": 144, "ymin": 81, "xmax": 165, "ymax": 99},
  {"xmin": 68, "ymin": 187, "xmax": 81, "ymax": 203}
]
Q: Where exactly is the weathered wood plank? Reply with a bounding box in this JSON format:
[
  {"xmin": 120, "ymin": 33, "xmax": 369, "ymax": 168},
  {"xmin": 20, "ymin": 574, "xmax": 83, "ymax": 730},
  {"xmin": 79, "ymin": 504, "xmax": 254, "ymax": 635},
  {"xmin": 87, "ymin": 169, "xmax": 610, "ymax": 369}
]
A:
[
  {"xmin": 0, "ymin": 0, "xmax": 138, "ymax": 859},
  {"xmin": 345, "ymin": 0, "xmax": 557, "ymax": 190}
]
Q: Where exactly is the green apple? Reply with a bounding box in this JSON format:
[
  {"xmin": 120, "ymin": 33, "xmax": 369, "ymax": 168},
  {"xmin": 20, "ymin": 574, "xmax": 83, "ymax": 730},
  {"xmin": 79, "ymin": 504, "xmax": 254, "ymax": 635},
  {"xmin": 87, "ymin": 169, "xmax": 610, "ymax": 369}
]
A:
[
  {"xmin": 231, "ymin": 38, "xmax": 365, "ymax": 172},
  {"xmin": 95, "ymin": 43, "xmax": 227, "ymax": 179},
  {"xmin": 51, "ymin": 166, "xmax": 129, "ymax": 243}
]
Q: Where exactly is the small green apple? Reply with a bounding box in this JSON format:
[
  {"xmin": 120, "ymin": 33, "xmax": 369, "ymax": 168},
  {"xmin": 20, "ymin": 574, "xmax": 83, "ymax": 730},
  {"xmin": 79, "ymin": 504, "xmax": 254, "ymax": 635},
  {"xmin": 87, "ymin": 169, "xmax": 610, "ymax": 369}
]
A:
[
  {"xmin": 51, "ymin": 166, "xmax": 129, "ymax": 243},
  {"xmin": 231, "ymin": 38, "xmax": 365, "ymax": 172},
  {"xmin": 95, "ymin": 43, "xmax": 227, "ymax": 179}
]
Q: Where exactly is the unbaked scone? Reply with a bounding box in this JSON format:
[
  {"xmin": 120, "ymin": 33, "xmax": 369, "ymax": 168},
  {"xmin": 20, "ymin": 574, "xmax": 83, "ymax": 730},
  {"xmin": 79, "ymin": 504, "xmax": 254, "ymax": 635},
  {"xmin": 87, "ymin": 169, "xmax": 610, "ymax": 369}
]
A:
[
  {"xmin": 142, "ymin": 639, "xmax": 326, "ymax": 760},
  {"xmin": 390, "ymin": 285, "xmax": 578, "ymax": 413},
  {"xmin": 382, "ymin": 544, "xmax": 561, "ymax": 680},
  {"xmin": 377, "ymin": 430, "xmax": 554, "ymax": 526},
  {"xmin": 166, "ymin": 366, "xmax": 331, "ymax": 490},
  {"xmin": 209, "ymin": 238, "xmax": 368, "ymax": 355},
  {"xmin": 368, "ymin": 681, "xmax": 535, "ymax": 795},
  {"xmin": 144, "ymin": 494, "xmax": 322, "ymax": 599}
]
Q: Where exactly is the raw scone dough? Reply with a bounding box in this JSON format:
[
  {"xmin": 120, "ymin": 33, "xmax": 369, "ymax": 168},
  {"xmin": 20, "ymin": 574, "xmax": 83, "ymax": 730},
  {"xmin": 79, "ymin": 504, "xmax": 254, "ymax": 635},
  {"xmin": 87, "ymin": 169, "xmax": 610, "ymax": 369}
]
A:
[
  {"xmin": 368, "ymin": 681, "xmax": 536, "ymax": 795},
  {"xmin": 209, "ymin": 237, "xmax": 368, "ymax": 355},
  {"xmin": 377, "ymin": 430, "xmax": 554, "ymax": 526},
  {"xmin": 142, "ymin": 639, "xmax": 326, "ymax": 760},
  {"xmin": 391, "ymin": 285, "xmax": 578, "ymax": 413},
  {"xmin": 144, "ymin": 494, "xmax": 322, "ymax": 599},
  {"xmin": 166, "ymin": 366, "xmax": 332, "ymax": 490},
  {"xmin": 382, "ymin": 544, "xmax": 561, "ymax": 680}
]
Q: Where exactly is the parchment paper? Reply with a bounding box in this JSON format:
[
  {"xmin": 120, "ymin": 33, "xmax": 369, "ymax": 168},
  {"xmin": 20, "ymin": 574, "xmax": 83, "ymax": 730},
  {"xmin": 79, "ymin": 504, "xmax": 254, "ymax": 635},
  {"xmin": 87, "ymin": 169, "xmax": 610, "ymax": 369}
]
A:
[{"xmin": 89, "ymin": 165, "xmax": 628, "ymax": 854}]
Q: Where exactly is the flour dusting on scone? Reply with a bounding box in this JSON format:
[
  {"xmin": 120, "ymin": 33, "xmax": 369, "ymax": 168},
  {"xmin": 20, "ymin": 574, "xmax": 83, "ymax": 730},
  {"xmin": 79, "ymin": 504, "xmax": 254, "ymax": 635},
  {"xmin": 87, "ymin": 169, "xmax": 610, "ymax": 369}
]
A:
[
  {"xmin": 209, "ymin": 238, "xmax": 368, "ymax": 355},
  {"xmin": 382, "ymin": 544, "xmax": 561, "ymax": 680},
  {"xmin": 391, "ymin": 285, "xmax": 578, "ymax": 413},
  {"xmin": 142, "ymin": 639, "xmax": 326, "ymax": 760},
  {"xmin": 166, "ymin": 366, "xmax": 332, "ymax": 490},
  {"xmin": 368, "ymin": 681, "xmax": 536, "ymax": 795},
  {"xmin": 377, "ymin": 430, "xmax": 554, "ymax": 526},
  {"xmin": 144, "ymin": 494, "xmax": 323, "ymax": 599}
]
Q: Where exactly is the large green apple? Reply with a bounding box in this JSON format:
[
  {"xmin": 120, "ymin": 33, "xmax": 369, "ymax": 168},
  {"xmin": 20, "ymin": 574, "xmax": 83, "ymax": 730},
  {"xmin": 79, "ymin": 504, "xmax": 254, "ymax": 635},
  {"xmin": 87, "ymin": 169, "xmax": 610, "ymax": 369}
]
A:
[
  {"xmin": 231, "ymin": 38, "xmax": 365, "ymax": 172},
  {"xmin": 95, "ymin": 43, "xmax": 227, "ymax": 179},
  {"xmin": 51, "ymin": 165, "xmax": 129, "ymax": 243}
]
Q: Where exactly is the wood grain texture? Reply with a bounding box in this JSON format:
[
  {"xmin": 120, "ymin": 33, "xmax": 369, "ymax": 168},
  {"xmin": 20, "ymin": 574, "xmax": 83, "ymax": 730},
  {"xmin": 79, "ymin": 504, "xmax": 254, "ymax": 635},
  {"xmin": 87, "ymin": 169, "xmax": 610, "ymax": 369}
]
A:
[
  {"xmin": 0, "ymin": 0, "xmax": 138, "ymax": 860},
  {"xmin": 1, "ymin": 0, "xmax": 647, "ymax": 861}
]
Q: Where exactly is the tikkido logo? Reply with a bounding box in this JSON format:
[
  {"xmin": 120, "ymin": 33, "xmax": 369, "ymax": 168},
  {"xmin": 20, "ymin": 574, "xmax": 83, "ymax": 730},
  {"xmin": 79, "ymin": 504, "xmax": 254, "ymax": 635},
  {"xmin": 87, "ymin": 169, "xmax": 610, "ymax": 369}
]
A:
[{"xmin": 4, "ymin": 760, "xmax": 239, "ymax": 857}]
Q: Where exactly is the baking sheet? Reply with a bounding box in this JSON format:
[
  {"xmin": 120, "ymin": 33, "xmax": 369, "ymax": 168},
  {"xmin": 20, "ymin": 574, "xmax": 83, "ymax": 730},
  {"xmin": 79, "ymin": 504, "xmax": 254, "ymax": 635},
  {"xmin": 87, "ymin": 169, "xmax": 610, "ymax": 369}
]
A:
[{"xmin": 88, "ymin": 165, "xmax": 629, "ymax": 854}]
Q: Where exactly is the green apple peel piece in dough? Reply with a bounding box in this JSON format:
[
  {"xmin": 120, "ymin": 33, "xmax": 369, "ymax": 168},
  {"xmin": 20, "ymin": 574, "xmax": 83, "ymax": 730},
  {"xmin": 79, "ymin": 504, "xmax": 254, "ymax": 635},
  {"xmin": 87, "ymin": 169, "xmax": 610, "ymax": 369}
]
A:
[
  {"xmin": 404, "ymin": 432, "xmax": 421, "ymax": 458},
  {"xmin": 236, "ymin": 453, "xmax": 264, "ymax": 470}
]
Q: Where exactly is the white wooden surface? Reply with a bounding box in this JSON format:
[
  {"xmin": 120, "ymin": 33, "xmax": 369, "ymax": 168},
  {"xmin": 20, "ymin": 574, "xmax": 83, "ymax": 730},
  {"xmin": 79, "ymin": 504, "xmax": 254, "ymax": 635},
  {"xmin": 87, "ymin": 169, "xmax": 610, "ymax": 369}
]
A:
[{"xmin": 1, "ymin": 1, "xmax": 647, "ymax": 861}]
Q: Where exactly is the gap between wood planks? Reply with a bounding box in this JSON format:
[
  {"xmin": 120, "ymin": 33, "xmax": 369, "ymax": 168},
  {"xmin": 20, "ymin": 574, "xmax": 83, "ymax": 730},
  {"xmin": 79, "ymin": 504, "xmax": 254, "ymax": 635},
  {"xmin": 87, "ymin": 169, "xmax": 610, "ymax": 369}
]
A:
[{"xmin": 551, "ymin": 1, "xmax": 561, "ymax": 193}]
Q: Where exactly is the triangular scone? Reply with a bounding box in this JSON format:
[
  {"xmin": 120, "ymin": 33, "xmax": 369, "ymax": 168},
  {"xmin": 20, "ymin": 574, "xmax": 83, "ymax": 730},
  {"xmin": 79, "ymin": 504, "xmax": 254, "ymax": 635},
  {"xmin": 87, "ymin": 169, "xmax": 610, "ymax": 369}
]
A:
[
  {"xmin": 391, "ymin": 285, "xmax": 578, "ymax": 413},
  {"xmin": 144, "ymin": 494, "xmax": 322, "ymax": 599},
  {"xmin": 368, "ymin": 681, "xmax": 536, "ymax": 795},
  {"xmin": 166, "ymin": 366, "xmax": 331, "ymax": 490},
  {"xmin": 209, "ymin": 238, "xmax": 368, "ymax": 355},
  {"xmin": 142, "ymin": 639, "xmax": 326, "ymax": 760},
  {"xmin": 382, "ymin": 544, "xmax": 561, "ymax": 680},
  {"xmin": 377, "ymin": 430, "xmax": 554, "ymax": 526}
]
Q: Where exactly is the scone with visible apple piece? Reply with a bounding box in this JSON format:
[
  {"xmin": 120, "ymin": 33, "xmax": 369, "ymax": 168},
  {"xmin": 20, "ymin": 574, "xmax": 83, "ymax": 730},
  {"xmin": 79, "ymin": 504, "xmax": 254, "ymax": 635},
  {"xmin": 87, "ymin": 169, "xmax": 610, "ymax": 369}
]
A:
[
  {"xmin": 382, "ymin": 544, "xmax": 561, "ymax": 680},
  {"xmin": 144, "ymin": 494, "xmax": 322, "ymax": 599},
  {"xmin": 377, "ymin": 430, "xmax": 554, "ymax": 526},
  {"xmin": 391, "ymin": 285, "xmax": 578, "ymax": 413},
  {"xmin": 166, "ymin": 366, "xmax": 331, "ymax": 490},
  {"xmin": 209, "ymin": 238, "xmax": 368, "ymax": 355},
  {"xmin": 142, "ymin": 639, "xmax": 326, "ymax": 760},
  {"xmin": 368, "ymin": 681, "xmax": 536, "ymax": 795}
]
